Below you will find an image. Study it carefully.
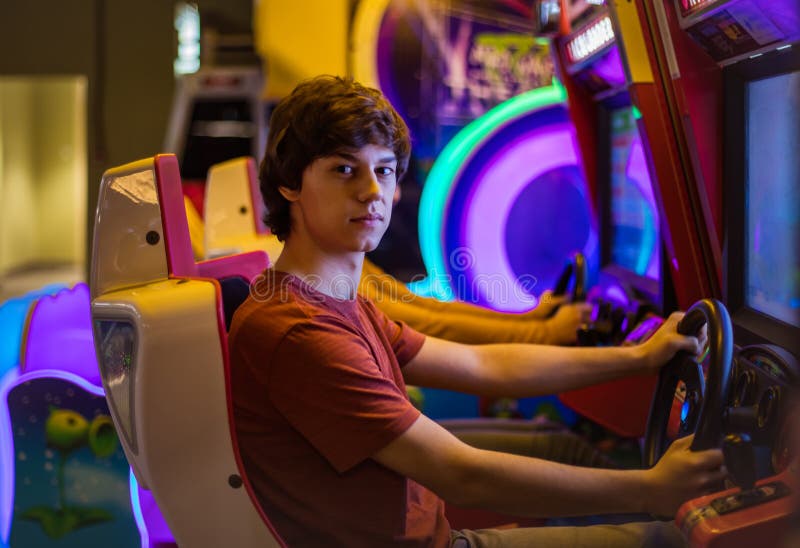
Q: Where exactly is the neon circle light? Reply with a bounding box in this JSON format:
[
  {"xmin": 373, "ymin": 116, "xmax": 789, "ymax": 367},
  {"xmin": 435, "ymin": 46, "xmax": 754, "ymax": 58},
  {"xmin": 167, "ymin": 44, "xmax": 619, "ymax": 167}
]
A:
[
  {"xmin": 351, "ymin": 0, "xmax": 391, "ymax": 90},
  {"xmin": 462, "ymin": 126, "xmax": 592, "ymax": 310},
  {"xmin": 417, "ymin": 82, "xmax": 591, "ymax": 304}
]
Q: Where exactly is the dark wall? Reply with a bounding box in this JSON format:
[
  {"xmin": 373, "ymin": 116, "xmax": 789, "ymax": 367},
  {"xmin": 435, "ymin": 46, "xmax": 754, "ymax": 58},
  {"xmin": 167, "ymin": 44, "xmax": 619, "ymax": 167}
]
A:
[{"xmin": 0, "ymin": 0, "xmax": 252, "ymax": 271}]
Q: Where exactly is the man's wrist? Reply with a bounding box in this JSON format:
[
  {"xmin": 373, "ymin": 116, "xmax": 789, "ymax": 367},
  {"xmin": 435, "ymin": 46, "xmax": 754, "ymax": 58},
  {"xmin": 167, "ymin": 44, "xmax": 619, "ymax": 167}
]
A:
[
  {"xmin": 631, "ymin": 469, "xmax": 654, "ymax": 514},
  {"xmin": 625, "ymin": 344, "xmax": 652, "ymax": 375}
]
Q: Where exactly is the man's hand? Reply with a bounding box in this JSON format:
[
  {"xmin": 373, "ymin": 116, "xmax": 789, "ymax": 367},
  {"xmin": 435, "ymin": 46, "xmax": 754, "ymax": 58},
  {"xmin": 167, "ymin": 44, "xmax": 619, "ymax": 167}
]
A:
[
  {"xmin": 545, "ymin": 302, "xmax": 593, "ymax": 345},
  {"xmin": 524, "ymin": 290, "xmax": 566, "ymax": 319},
  {"xmin": 643, "ymin": 434, "xmax": 726, "ymax": 516},
  {"xmin": 637, "ymin": 312, "xmax": 705, "ymax": 373}
]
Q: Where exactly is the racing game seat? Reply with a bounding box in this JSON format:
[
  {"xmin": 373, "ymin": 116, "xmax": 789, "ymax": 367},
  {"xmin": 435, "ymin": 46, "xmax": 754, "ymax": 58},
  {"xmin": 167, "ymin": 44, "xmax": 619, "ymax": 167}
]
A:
[
  {"xmin": 90, "ymin": 153, "xmax": 284, "ymax": 547},
  {"xmin": 203, "ymin": 156, "xmax": 284, "ymax": 261}
]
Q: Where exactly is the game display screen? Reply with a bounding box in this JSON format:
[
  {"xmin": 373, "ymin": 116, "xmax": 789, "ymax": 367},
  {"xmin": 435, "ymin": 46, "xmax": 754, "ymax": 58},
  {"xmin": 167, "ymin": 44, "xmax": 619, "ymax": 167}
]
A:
[
  {"xmin": 745, "ymin": 70, "xmax": 800, "ymax": 328},
  {"xmin": 609, "ymin": 107, "xmax": 661, "ymax": 281}
]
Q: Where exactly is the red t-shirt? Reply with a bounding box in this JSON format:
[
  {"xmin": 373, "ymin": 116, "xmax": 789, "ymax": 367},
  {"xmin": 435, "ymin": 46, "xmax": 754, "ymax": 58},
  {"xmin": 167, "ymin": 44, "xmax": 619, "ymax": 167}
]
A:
[{"xmin": 229, "ymin": 270, "xmax": 451, "ymax": 547}]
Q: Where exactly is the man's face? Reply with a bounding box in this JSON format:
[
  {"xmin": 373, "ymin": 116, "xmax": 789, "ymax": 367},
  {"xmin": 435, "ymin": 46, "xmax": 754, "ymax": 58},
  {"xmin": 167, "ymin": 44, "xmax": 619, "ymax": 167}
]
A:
[{"xmin": 281, "ymin": 144, "xmax": 397, "ymax": 254}]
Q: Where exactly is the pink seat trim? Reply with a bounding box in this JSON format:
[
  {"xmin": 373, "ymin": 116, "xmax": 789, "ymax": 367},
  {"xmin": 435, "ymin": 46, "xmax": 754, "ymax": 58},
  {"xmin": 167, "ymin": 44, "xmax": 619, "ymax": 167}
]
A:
[
  {"xmin": 197, "ymin": 251, "xmax": 269, "ymax": 282},
  {"xmin": 154, "ymin": 154, "xmax": 198, "ymax": 277},
  {"xmin": 152, "ymin": 153, "xmax": 283, "ymax": 543},
  {"xmin": 244, "ymin": 158, "xmax": 269, "ymax": 236}
]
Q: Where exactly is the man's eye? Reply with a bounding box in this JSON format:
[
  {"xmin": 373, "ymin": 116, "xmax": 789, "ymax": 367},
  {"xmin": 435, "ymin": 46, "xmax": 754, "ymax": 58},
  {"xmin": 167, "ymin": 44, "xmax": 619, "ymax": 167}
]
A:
[
  {"xmin": 376, "ymin": 167, "xmax": 395, "ymax": 176},
  {"xmin": 336, "ymin": 165, "xmax": 353, "ymax": 174}
]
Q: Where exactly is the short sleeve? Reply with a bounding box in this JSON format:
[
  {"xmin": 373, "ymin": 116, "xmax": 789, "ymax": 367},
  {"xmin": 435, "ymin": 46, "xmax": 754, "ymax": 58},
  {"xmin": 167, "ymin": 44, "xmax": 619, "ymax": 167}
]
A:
[
  {"xmin": 364, "ymin": 299, "xmax": 426, "ymax": 367},
  {"xmin": 268, "ymin": 319, "xmax": 420, "ymax": 473}
]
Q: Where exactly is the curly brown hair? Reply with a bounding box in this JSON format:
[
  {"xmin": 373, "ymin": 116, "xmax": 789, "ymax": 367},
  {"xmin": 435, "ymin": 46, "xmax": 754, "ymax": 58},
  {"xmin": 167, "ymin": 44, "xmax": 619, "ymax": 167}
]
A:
[{"xmin": 259, "ymin": 75, "xmax": 411, "ymax": 241}]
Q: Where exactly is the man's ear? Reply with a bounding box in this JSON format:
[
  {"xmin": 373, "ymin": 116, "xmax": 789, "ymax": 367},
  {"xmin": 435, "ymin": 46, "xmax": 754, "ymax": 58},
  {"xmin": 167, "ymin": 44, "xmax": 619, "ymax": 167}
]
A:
[
  {"xmin": 278, "ymin": 186, "xmax": 300, "ymax": 202},
  {"xmin": 393, "ymin": 184, "xmax": 401, "ymax": 206}
]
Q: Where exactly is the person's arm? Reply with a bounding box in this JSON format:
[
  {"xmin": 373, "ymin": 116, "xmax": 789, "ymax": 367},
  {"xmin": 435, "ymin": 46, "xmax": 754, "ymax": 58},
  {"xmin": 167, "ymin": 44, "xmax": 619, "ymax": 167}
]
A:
[
  {"xmin": 404, "ymin": 288, "xmax": 567, "ymax": 322},
  {"xmin": 362, "ymin": 273, "xmax": 591, "ymax": 345},
  {"xmin": 401, "ymin": 312, "xmax": 700, "ymax": 398},
  {"xmin": 407, "ymin": 292, "xmax": 593, "ymax": 341},
  {"xmin": 373, "ymin": 414, "xmax": 725, "ymax": 518},
  {"xmin": 371, "ymin": 294, "xmax": 555, "ymax": 344}
]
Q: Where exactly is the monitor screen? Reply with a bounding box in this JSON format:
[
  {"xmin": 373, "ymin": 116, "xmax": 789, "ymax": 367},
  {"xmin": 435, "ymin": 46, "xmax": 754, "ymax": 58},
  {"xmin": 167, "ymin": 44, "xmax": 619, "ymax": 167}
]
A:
[
  {"xmin": 745, "ymin": 70, "xmax": 800, "ymax": 328},
  {"xmin": 608, "ymin": 107, "xmax": 661, "ymax": 281}
]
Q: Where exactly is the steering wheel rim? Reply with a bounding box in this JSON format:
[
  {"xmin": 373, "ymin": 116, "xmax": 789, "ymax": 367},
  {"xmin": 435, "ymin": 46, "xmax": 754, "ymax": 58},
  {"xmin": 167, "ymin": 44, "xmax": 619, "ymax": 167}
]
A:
[
  {"xmin": 643, "ymin": 299, "xmax": 734, "ymax": 467},
  {"xmin": 552, "ymin": 251, "xmax": 587, "ymax": 303}
]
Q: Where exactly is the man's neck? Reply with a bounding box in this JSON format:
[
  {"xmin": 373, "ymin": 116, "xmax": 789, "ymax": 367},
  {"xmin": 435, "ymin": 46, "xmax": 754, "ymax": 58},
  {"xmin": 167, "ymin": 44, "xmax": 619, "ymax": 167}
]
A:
[{"xmin": 273, "ymin": 238, "xmax": 364, "ymax": 300}]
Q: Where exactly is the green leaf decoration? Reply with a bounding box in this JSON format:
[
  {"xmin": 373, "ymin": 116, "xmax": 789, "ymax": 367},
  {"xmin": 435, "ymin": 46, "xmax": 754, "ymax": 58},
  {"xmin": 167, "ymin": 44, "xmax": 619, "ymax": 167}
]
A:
[
  {"xmin": 88, "ymin": 415, "xmax": 119, "ymax": 458},
  {"xmin": 20, "ymin": 505, "xmax": 114, "ymax": 539}
]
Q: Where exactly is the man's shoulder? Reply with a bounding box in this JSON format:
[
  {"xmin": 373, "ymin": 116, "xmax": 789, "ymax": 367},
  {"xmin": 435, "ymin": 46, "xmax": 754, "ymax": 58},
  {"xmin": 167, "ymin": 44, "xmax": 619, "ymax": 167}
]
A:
[
  {"xmin": 234, "ymin": 291, "xmax": 323, "ymax": 335},
  {"xmin": 231, "ymin": 283, "xmax": 362, "ymax": 347}
]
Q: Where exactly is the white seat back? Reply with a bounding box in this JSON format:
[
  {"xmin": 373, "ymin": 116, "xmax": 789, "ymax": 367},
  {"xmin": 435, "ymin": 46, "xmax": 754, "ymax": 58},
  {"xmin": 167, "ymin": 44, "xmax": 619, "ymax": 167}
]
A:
[{"xmin": 90, "ymin": 154, "xmax": 282, "ymax": 547}]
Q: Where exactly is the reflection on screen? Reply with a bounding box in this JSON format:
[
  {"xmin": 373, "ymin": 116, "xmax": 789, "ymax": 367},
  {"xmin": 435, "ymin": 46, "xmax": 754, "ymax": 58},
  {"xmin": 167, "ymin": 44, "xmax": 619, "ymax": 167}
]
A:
[
  {"xmin": 746, "ymin": 71, "xmax": 800, "ymax": 328},
  {"xmin": 609, "ymin": 107, "xmax": 660, "ymax": 280}
]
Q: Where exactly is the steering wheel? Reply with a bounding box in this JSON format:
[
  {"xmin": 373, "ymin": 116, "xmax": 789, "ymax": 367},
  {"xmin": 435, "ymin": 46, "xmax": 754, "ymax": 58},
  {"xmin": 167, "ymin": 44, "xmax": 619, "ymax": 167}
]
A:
[
  {"xmin": 552, "ymin": 251, "xmax": 587, "ymax": 304},
  {"xmin": 643, "ymin": 299, "xmax": 734, "ymax": 467}
]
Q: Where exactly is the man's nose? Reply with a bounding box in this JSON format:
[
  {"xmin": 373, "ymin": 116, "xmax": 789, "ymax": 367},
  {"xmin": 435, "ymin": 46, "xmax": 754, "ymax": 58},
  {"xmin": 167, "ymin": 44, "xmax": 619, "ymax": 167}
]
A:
[{"xmin": 357, "ymin": 171, "xmax": 383, "ymax": 202}]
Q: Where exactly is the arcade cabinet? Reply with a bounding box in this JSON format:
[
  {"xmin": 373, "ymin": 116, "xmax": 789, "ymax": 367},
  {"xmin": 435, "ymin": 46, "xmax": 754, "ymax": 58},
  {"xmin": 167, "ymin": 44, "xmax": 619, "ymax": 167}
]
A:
[
  {"xmin": 535, "ymin": 0, "xmax": 722, "ymax": 309},
  {"xmin": 163, "ymin": 66, "xmax": 266, "ymax": 217},
  {"xmin": 1, "ymin": 284, "xmax": 142, "ymax": 547},
  {"xmin": 669, "ymin": 59, "xmax": 800, "ymax": 540},
  {"xmin": 617, "ymin": 2, "xmax": 799, "ymax": 544},
  {"xmin": 528, "ymin": 1, "xmax": 684, "ymax": 437}
]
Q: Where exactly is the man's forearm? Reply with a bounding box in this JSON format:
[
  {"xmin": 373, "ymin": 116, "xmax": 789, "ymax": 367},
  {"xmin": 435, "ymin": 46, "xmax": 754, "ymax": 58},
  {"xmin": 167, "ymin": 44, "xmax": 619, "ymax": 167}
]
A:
[
  {"xmin": 465, "ymin": 343, "xmax": 649, "ymax": 398},
  {"xmin": 446, "ymin": 446, "xmax": 649, "ymax": 517}
]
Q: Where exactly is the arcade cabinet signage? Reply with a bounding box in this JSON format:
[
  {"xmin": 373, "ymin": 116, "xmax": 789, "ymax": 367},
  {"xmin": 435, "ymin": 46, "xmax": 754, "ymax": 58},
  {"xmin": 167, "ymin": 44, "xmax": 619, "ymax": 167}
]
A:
[
  {"xmin": 679, "ymin": 0, "xmax": 720, "ymax": 18},
  {"xmin": 565, "ymin": 16, "xmax": 615, "ymax": 65},
  {"xmin": 352, "ymin": 0, "xmax": 554, "ymax": 161},
  {"xmin": 678, "ymin": 0, "xmax": 787, "ymax": 62}
]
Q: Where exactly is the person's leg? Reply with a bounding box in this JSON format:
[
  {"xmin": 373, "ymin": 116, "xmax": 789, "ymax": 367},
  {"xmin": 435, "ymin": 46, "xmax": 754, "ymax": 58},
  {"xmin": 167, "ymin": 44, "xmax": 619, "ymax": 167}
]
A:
[{"xmin": 451, "ymin": 521, "xmax": 687, "ymax": 548}]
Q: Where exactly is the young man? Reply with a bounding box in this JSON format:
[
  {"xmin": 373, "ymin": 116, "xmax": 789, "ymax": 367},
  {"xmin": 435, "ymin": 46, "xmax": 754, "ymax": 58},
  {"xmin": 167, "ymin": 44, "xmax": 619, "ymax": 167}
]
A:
[{"xmin": 229, "ymin": 75, "xmax": 724, "ymax": 547}]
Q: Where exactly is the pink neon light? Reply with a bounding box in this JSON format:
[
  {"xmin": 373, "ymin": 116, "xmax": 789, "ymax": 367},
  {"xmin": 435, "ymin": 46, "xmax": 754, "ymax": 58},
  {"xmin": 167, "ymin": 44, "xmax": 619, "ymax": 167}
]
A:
[{"xmin": 464, "ymin": 123, "xmax": 596, "ymax": 311}]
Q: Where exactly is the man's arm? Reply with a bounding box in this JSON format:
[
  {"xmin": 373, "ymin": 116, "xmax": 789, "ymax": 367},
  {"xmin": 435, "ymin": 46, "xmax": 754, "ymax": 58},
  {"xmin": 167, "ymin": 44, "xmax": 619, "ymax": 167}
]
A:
[
  {"xmin": 373, "ymin": 414, "xmax": 725, "ymax": 518},
  {"xmin": 402, "ymin": 312, "xmax": 702, "ymax": 398},
  {"xmin": 360, "ymin": 266, "xmax": 589, "ymax": 344}
]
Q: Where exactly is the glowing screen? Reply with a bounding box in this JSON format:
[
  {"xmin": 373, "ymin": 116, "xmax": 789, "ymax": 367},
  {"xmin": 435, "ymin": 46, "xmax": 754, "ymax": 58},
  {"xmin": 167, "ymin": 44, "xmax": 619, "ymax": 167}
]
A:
[
  {"xmin": 609, "ymin": 107, "xmax": 660, "ymax": 280},
  {"xmin": 745, "ymin": 70, "xmax": 800, "ymax": 328}
]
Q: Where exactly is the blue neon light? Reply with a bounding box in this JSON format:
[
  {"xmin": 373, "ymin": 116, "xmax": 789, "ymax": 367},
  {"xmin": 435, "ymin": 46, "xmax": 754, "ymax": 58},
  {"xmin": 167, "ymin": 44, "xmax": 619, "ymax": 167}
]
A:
[
  {"xmin": 0, "ymin": 284, "xmax": 67, "ymax": 379},
  {"xmin": 129, "ymin": 470, "xmax": 149, "ymax": 548}
]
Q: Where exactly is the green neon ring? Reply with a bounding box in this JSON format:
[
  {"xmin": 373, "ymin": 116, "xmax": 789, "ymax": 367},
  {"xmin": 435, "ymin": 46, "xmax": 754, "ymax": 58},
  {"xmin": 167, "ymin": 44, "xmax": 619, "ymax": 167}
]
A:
[{"xmin": 417, "ymin": 80, "xmax": 568, "ymax": 298}]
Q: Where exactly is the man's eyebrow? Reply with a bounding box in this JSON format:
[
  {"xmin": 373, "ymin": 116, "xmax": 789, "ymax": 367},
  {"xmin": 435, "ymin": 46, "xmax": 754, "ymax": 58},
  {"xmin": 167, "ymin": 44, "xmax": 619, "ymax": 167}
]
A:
[
  {"xmin": 331, "ymin": 151, "xmax": 397, "ymax": 164},
  {"xmin": 332, "ymin": 151, "xmax": 358, "ymax": 161}
]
